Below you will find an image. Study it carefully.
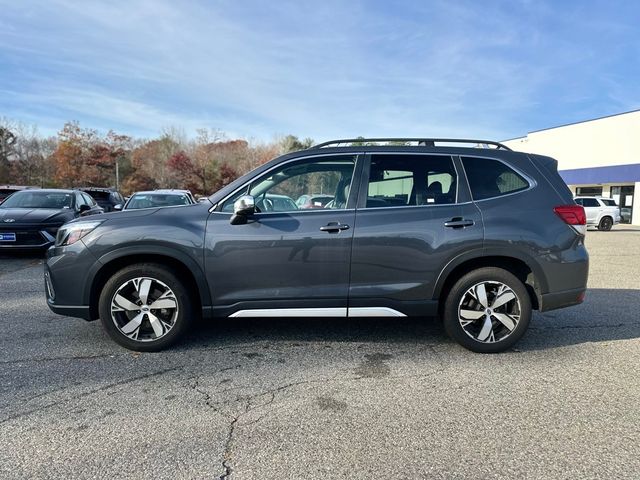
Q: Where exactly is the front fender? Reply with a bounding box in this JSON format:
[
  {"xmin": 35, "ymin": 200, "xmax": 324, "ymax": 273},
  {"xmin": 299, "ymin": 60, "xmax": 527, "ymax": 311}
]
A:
[{"xmin": 83, "ymin": 244, "xmax": 212, "ymax": 308}]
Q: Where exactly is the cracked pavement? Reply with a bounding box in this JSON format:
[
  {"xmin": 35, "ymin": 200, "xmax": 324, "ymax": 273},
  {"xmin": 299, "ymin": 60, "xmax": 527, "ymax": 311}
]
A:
[{"xmin": 1, "ymin": 227, "xmax": 639, "ymax": 479}]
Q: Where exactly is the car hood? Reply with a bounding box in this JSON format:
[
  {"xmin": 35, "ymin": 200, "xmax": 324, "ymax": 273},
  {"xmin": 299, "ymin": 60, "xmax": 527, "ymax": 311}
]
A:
[{"xmin": 0, "ymin": 208, "xmax": 72, "ymax": 225}]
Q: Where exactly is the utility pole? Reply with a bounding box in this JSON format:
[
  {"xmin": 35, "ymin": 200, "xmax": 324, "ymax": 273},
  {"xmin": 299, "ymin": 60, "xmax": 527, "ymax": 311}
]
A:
[{"xmin": 115, "ymin": 156, "xmax": 120, "ymax": 190}]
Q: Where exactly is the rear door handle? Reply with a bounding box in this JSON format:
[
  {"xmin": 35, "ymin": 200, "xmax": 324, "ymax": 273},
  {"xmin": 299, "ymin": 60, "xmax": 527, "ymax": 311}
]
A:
[
  {"xmin": 444, "ymin": 218, "xmax": 474, "ymax": 228},
  {"xmin": 320, "ymin": 222, "xmax": 350, "ymax": 233}
]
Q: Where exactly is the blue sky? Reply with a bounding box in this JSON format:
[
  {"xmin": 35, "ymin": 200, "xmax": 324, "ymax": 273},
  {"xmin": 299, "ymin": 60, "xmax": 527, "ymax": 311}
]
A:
[{"xmin": 1, "ymin": 0, "xmax": 639, "ymax": 142}]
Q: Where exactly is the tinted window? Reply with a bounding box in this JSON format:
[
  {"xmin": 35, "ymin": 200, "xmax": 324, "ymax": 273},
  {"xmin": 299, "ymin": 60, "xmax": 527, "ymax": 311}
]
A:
[
  {"xmin": 601, "ymin": 199, "xmax": 617, "ymax": 206},
  {"xmin": 365, "ymin": 155, "xmax": 456, "ymax": 208},
  {"xmin": 462, "ymin": 157, "xmax": 529, "ymax": 200},
  {"xmin": 221, "ymin": 155, "xmax": 356, "ymax": 213},
  {"xmin": 86, "ymin": 190, "xmax": 110, "ymax": 201},
  {"xmin": 581, "ymin": 198, "xmax": 600, "ymax": 207}
]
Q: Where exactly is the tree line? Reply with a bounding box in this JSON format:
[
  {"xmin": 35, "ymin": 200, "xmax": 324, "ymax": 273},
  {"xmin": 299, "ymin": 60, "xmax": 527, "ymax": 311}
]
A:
[{"xmin": 0, "ymin": 118, "xmax": 315, "ymax": 196}]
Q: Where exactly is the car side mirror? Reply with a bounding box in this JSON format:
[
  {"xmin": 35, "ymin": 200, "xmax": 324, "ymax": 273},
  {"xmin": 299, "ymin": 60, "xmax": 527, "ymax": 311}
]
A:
[
  {"xmin": 230, "ymin": 195, "xmax": 255, "ymax": 225},
  {"xmin": 113, "ymin": 204, "xmax": 123, "ymax": 211},
  {"xmin": 79, "ymin": 204, "xmax": 92, "ymax": 215}
]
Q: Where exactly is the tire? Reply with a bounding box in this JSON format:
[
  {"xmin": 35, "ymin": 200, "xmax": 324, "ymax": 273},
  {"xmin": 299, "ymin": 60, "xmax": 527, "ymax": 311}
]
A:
[
  {"xmin": 443, "ymin": 267, "xmax": 532, "ymax": 353},
  {"xmin": 598, "ymin": 216, "xmax": 613, "ymax": 231},
  {"xmin": 98, "ymin": 263, "xmax": 194, "ymax": 351}
]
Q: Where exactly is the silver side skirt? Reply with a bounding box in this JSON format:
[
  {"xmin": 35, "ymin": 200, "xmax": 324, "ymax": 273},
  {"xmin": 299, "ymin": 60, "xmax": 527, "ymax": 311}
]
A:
[
  {"xmin": 228, "ymin": 307, "xmax": 406, "ymax": 318},
  {"xmin": 348, "ymin": 307, "xmax": 406, "ymax": 317}
]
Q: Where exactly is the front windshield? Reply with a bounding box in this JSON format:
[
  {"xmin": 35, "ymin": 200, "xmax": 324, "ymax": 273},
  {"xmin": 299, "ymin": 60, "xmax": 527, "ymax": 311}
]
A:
[
  {"xmin": 126, "ymin": 194, "xmax": 191, "ymax": 210},
  {"xmin": 0, "ymin": 191, "xmax": 73, "ymax": 209}
]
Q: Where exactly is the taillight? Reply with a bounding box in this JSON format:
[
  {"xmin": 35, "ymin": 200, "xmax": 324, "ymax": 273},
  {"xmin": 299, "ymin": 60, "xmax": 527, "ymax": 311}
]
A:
[{"xmin": 554, "ymin": 205, "xmax": 586, "ymax": 235}]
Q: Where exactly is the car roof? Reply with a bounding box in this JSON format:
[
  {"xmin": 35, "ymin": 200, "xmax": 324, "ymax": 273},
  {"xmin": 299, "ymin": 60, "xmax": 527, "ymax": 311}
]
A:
[
  {"xmin": 12, "ymin": 188, "xmax": 76, "ymax": 194},
  {"xmin": 80, "ymin": 187, "xmax": 116, "ymax": 192}
]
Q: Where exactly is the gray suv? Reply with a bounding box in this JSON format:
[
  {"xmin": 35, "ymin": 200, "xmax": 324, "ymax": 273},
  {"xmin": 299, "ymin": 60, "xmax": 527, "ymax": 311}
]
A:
[{"xmin": 45, "ymin": 138, "xmax": 589, "ymax": 353}]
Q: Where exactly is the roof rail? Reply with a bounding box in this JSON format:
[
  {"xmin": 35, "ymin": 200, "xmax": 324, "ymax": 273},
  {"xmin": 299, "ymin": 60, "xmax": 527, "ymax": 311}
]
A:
[{"xmin": 310, "ymin": 138, "xmax": 512, "ymax": 151}]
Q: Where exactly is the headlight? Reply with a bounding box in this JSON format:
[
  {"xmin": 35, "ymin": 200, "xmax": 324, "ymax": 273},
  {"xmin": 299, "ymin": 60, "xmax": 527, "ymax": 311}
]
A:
[{"xmin": 56, "ymin": 221, "xmax": 104, "ymax": 246}]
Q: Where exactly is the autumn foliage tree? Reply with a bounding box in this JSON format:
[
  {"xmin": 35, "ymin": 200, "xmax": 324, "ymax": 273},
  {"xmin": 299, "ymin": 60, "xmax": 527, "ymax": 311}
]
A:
[{"xmin": 1, "ymin": 117, "xmax": 313, "ymax": 196}]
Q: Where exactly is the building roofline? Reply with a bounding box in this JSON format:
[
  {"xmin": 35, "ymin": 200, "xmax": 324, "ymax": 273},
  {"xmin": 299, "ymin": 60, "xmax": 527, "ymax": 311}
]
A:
[{"xmin": 502, "ymin": 107, "xmax": 640, "ymax": 141}]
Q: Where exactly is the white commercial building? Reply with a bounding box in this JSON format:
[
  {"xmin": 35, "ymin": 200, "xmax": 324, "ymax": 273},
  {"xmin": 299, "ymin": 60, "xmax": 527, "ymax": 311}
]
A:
[{"xmin": 503, "ymin": 109, "xmax": 640, "ymax": 225}]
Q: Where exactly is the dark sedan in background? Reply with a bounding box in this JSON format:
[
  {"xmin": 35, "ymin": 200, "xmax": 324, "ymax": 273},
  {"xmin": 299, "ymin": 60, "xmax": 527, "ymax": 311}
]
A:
[{"xmin": 0, "ymin": 189, "xmax": 103, "ymax": 250}]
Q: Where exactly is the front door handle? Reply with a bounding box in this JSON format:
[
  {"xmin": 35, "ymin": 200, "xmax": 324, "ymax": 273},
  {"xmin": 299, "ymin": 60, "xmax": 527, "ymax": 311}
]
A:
[
  {"xmin": 320, "ymin": 222, "xmax": 350, "ymax": 233},
  {"xmin": 444, "ymin": 218, "xmax": 474, "ymax": 228}
]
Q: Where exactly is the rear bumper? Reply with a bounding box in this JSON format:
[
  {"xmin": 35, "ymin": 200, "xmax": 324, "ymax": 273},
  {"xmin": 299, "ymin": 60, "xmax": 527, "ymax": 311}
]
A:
[{"xmin": 539, "ymin": 287, "xmax": 586, "ymax": 312}]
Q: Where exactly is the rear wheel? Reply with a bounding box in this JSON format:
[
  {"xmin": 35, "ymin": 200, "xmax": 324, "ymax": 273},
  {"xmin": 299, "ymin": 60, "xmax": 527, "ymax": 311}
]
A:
[
  {"xmin": 598, "ymin": 216, "xmax": 613, "ymax": 231},
  {"xmin": 443, "ymin": 267, "xmax": 531, "ymax": 353},
  {"xmin": 98, "ymin": 263, "xmax": 194, "ymax": 351}
]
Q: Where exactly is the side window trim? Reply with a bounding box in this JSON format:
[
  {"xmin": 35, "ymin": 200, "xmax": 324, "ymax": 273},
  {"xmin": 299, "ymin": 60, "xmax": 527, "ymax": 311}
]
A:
[
  {"xmin": 356, "ymin": 152, "xmax": 461, "ymax": 210},
  {"xmin": 460, "ymin": 155, "xmax": 537, "ymax": 203},
  {"xmin": 213, "ymin": 152, "xmax": 364, "ymax": 214}
]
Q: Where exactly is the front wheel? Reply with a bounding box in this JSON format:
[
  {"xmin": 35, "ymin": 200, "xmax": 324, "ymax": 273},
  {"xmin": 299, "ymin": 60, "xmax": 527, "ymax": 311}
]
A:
[
  {"xmin": 98, "ymin": 263, "xmax": 194, "ymax": 351},
  {"xmin": 598, "ymin": 216, "xmax": 613, "ymax": 231},
  {"xmin": 443, "ymin": 267, "xmax": 532, "ymax": 353}
]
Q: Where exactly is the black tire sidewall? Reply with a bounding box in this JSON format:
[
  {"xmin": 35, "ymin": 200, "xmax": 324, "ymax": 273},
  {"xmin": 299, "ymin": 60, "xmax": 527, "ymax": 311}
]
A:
[
  {"xmin": 443, "ymin": 267, "xmax": 532, "ymax": 353},
  {"xmin": 98, "ymin": 263, "xmax": 194, "ymax": 351},
  {"xmin": 599, "ymin": 217, "xmax": 612, "ymax": 231}
]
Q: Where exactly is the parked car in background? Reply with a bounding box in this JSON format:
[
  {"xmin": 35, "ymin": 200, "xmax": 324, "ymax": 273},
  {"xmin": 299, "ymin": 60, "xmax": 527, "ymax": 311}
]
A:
[
  {"xmin": 296, "ymin": 194, "xmax": 334, "ymax": 209},
  {"xmin": 227, "ymin": 193, "xmax": 297, "ymax": 212},
  {"xmin": 45, "ymin": 137, "xmax": 588, "ymax": 354},
  {"xmin": 0, "ymin": 189, "xmax": 103, "ymax": 250},
  {"xmin": 80, "ymin": 187, "xmax": 125, "ymax": 212},
  {"xmin": 0, "ymin": 185, "xmax": 40, "ymax": 204},
  {"xmin": 574, "ymin": 196, "xmax": 621, "ymax": 231},
  {"xmin": 118, "ymin": 189, "xmax": 196, "ymax": 211}
]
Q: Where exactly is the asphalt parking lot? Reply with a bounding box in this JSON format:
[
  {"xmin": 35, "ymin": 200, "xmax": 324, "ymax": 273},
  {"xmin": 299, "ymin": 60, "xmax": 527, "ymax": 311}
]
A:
[{"xmin": 1, "ymin": 227, "xmax": 639, "ymax": 479}]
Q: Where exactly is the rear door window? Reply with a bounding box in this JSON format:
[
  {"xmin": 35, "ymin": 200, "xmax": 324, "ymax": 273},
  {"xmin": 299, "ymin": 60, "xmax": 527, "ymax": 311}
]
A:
[
  {"xmin": 461, "ymin": 157, "xmax": 529, "ymax": 200},
  {"xmin": 581, "ymin": 198, "xmax": 600, "ymax": 207},
  {"xmin": 365, "ymin": 155, "xmax": 457, "ymax": 208}
]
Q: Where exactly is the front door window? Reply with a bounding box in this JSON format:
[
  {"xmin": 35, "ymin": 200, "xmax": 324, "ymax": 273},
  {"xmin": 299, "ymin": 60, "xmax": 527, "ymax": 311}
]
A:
[{"xmin": 221, "ymin": 155, "xmax": 356, "ymax": 213}]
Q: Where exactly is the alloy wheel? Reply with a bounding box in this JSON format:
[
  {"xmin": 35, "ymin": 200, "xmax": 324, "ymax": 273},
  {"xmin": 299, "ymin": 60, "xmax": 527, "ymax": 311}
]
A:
[
  {"xmin": 110, "ymin": 277, "xmax": 179, "ymax": 342},
  {"xmin": 458, "ymin": 281, "xmax": 521, "ymax": 343}
]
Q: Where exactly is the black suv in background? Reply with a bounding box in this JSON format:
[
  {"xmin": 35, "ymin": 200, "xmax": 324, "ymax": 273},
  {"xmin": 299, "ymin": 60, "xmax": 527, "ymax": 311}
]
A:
[
  {"xmin": 45, "ymin": 138, "xmax": 589, "ymax": 353},
  {"xmin": 80, "ymin": 187, "xmax": 125, "ymax": 212}
]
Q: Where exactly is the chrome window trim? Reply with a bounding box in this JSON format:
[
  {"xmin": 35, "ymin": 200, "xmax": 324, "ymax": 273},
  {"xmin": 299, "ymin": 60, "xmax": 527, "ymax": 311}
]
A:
[
  {"xmin": 459, "ymin": 154, "xmax": 537, "ymax": 203},
  {"xmin": 209, "ymin": 152, "xmax": 363, "ymax": 214}
]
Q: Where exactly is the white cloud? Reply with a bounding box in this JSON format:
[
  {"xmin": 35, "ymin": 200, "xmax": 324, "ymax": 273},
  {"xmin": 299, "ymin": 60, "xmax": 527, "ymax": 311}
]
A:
[{"xmin": 1, "ymin": 0, "xmax": 638, "ymax": 141}]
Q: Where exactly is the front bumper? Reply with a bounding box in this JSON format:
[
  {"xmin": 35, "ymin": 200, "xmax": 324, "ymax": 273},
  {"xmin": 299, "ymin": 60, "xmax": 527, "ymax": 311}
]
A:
[
  {"xmin": 45, "ymin": 241, "xmax": 100, "ymax": 321},
  {"xmin": 0, "ymin": 228, "xmax": 56, "ymax": 250}
]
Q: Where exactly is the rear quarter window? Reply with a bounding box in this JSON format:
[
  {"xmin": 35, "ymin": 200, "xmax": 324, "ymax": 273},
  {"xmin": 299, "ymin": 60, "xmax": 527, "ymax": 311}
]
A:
[{"xmin": 462, "ymin": 157, "xmax": 530, "ymax": 200}]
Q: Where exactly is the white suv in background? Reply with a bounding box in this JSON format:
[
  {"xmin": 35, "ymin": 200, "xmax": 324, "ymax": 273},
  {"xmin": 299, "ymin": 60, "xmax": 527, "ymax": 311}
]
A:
[{"xmin": 574, "ymin": 196, "xmax": 621, "ymax": 231}]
